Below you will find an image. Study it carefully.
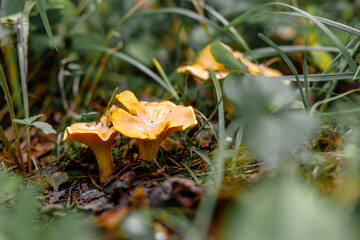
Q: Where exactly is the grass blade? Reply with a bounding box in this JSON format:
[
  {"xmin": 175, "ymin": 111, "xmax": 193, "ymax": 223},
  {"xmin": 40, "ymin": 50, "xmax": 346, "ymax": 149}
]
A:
[
  {"xmin": 82, "ymin": 44, "xmax": 171, "ymax": 93},
  {"xmin": 16, "ymin": 2, "xmax": 33, "ymax": 172},
  {"xmin": 263, "ymin": 72, "xmax": 355, "ymax": 82},
  {"xmin": 230, "ymin": 125, "xmax": 244, "ymax": 175},
  {"xmin": 0, "ymin": 64, "xmax": 24, "ymax": 171},
  {"xmin": 178, "ymin": 95, "xmax": 224, "ymax": 160},
  {"xmin": 303, "ymin": 42, "xmax": 310, "ymax": 110},
  {"xmin": 250, "ymin": 45, "xmax": 342, "ymax": 59},
  {"xmin": 191, "ymin": 147, "xmax": 213, "ymax": 170},
  {"xmin": 152, "ymin": 58, "xmax": 179, "ymax": 100},
  {"xmin": 35, "ymin": 0, "xmax": 58, "ymax": 51},
  {"xmin": 187, "ymin": 71, "xmax": 226, "ymax": 240},
  {"xmin": 181, "ymin": 162, "xmax": 201, "ymax": 185},
  {"xmin": 140, "ymin": 7, "xmax": 223, "ymax": 32},
  {"xmin": 258, "ymin": 33, "xmax": 308, "ymax": 110},
  {"xmin": 0, "ymin": 125, "xmax": 22, "ymax": 171},
  {"xmin": 278, "ymin": 11, "xmax": 360, "ymax": 38},
  {"xmin": 226, "ymin": 3, "xmax": 357, "ymax": 71},
  {"xmin": 310, "ymin": 88, "xmax": 360, "ymax": 115},
  {"xmin": 267, "ymin": 3, "xmax": 357, "ymax": 72},
  {"xmin": 209, "ymin": 69, "xmax": 225, "ymax": 149},
  {"xmin": 203, "ymin": 4, "xmax": 253, "ymax": 59},
  {"xmin": 139, "ymin": 7, "xmax": 237, "ymax": 44},
  {"xmin": 176, "ymin": 83, "xmax": 213, "ymax": 104}
]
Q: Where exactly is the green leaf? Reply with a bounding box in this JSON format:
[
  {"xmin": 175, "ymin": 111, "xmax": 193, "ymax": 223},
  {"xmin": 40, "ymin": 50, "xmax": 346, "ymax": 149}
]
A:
[
  {"xmin": 210, "ymin": 42, "xmax": 245, "ymax": 71},
  {"xmin": 13, "ymin": 114, "xmax": 43, "ymax": 125},
  {"xmin": 27, "ymin": 114, "xmax": 43, "ymax": 123},
  {"xmin": 13, "ymin": 114, "xmax": 56, "ymax": 134},
  {"xmin": 35, "ymin": 0, "xmax": 58, "ymax": 51},
  {"xmin": 12, "ymin": 119, "xmax": 28, "ymax": 125},
  {"xmin": 31, "ymin": 121, "xmax": 56, "ymax": 135}
]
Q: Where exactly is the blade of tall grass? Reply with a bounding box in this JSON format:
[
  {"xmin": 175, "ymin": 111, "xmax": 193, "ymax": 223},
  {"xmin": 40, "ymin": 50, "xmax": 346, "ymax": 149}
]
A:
[
  {"xmin": 139, "ymin": 7, "xmax": 240, "ymax": 44},
  {"xmin": 0, "ymin": 125, "xmax": 22, "ymax": 171},
  {"xmin": 258, "ymin": 33, "xmax": 309, "ymax": 111},
  {"xmin": 226, "ymin": 3, "xmax": 358, "ymax": 71},
  {"xmin": 187, "ymin": 69, "xmax": 226, "ymax": 240},
  {"xmin": 202, "ymin": 4, "xmax": 253, "ymax": 59},
  {"xmin": 277, "ymin": 12, "xmax": 360, "ymax": 38},
  {"xmin": 16, "ymin": 2, "xmax": 33, "ymax": 172},
  {"xmin": 176, "ymin": 83, "xmax": 213, "ymax": 104},
  {"xmin": 263, "ymin": 72, "xmax": 355, "ymax": 82},
  {"xmin": 152, "ymin": 58, "xmax": 179, "ymax": 100},
  {"xmin": 140, "ymin": 7, "xmax": 223, "ymax": 32},
  {"xmin": 224, "ymin": 3, "xmax": 272, "ymax": 31},
  {"xmin": 85, "ymin": 52, "xmax": 111, "ymax": 105},
  {"xmin": 323, "ymin": 37, "xmax": 358, "ymax": 73},
  {"xmin": 0, "ymin": 64, "xmax": 24, "ymax": 171},
  {"xmin": 354, "ymin": 67, "xmax": 360, "ymax": 80},
  {"xmin": 319, "ymin": 39, "xmax": 360, "ymax": 111},
  {"xmin": 250, "ymin": 45, "xmax": 341, "ymax": 59},
  {"xmin": 230, "ymin": 125, "xmax": 244, "ymax": 175},
  {"xmin": 310, "ymin": 88, "xmax": 360, "ymax": 115},
  {"xmin": 316, "ymin": 107, "xmax": 360, "ymax": 116},
  {"xmin": 209, "ymin": 69, "xmax": 225, "ymax": 149},
  {"xmin": 181, "ymin": 162, "xmax": 201, "ymax": 185},
  {"xmin": 269, "ymin": 3, "xmax": 357, "ymax": 72},
  {"xmin": 83, "ymin": 44, "xmax": 171, "ymax": 93},
  {"xmin": 106, "ymin": 0, "xmax": 146, "ymax": 39},
  {"xmin": 79, "ymin": 1, "xmax": 145, "ymax": 103},
  {"xmin": 303, "ymin": 42, "xmax": 310, "ymax": 111},
  {"xmin": 0, "ymin": 124, "xmax": 32, "ymax": 169},
  {"xmin": 177, "ymin": 95, "xmax": 224, "ymax": 161},
  {"xmin": 191, "ymin": 147, "xmax": 213, "ymax": 169},
  {"xmin": 35, "ymin": 0, "xmax": 58, "ymax": 51},
  {"xmin": 106, "ymin": 87, "xmax": 118, "ymax": 111},
  {"xmin": 3, "ymin": 46, "xmax": 22, "ymax": 112},
  {"xmin": 191, "ymin": 0, "xmax": 211, "ymax": 39}
]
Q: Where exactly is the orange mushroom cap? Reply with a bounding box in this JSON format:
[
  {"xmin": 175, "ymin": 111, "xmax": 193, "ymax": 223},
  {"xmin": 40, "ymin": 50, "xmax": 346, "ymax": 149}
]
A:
[
  {"xmin": 63, "ymin": 121, "xmax": 118, "ymax": 147},
  {"xmin": 111, "ymin": 90, "xmax": 197, "ymax": 141},
  {"xmin": 63, "ymin": 114, "xmax": 118, "ymax": 182},
  {"xmin": 177, "ymin": 44, "xmax": 229, "ymax": 81},
  {"xmin": 177, "ymin": 43, "xmax": 282, "ymax": 81}
]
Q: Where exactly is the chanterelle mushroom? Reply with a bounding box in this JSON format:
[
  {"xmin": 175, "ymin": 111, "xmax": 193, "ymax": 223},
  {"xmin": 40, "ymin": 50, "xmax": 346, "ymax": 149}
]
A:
[
  {"xmin": 177, "ymin": 43, "xmax": 282, "ymax": 81},
  {"xmin": 63, "ymin": 109, "xmax": 118, "ymax": 183},
  {"xmin": 111, "ymin": 90, "xmax": 197, "ymax": 162}
]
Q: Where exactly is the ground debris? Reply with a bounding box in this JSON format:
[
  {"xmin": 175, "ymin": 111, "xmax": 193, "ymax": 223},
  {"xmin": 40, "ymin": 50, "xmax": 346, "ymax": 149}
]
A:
[
  {"xmin": 44, "ymin": 190, "xmax": 66, "ymax": 204},
  {"xmin": 42, "ymin": 166, "xmax": 69, "ymax": 191},
  {"xmin": 149, "ymin": 178, "xmax": 203, "ymax": 209},
  {"xmin": 79, "ymin": 189, "xmax": 105, "ymax": 201}
]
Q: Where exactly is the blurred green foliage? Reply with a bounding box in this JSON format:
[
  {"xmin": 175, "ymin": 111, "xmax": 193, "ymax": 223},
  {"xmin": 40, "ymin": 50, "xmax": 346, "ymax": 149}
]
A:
[
  {"xmin": 1, "ymin": 0, "xmax": 360, "ymax": 239},
  {"xmin": 224, "ymin": 74, "xmax": 319, "ymax": 168},
  {"xmin": 224, "ymin": 174, "xmax": 356, "ymax": 240},
  {"xmin": 0, "ymin": 171, "xmax": 97, "ymax": 240}
]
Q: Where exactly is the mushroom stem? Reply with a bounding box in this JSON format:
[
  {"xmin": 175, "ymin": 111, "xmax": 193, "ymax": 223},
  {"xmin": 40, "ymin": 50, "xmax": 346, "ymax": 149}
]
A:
[
  {"xmin": 137, "ymin": 138, "xmax": 164, "ymax": 162},
  {"xmin": 91, "ymin": 144, "xmax": 114, "ymax": 183}
]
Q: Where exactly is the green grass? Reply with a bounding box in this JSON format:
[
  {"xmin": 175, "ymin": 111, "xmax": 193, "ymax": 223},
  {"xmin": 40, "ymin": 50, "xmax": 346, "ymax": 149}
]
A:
[{"xmin": 1, "ymin": 0, "xmax": 360, "ymax": 239}]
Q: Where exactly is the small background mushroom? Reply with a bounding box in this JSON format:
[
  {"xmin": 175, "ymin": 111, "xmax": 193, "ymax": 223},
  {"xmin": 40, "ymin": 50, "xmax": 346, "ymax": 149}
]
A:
[{"xmin": 177, "ymin": 43, "xmax": 282, "ymax": 82}]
